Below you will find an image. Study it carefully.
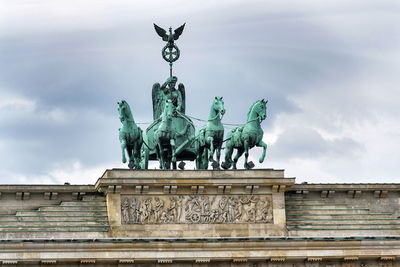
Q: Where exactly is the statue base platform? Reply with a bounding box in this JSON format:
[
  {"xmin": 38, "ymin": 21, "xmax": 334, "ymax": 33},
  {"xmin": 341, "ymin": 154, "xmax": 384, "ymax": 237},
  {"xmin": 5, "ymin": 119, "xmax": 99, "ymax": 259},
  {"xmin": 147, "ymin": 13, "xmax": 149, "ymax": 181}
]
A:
[{"xmin": 95, "ymin": 169, "xmax": 295, "ymax": 238}]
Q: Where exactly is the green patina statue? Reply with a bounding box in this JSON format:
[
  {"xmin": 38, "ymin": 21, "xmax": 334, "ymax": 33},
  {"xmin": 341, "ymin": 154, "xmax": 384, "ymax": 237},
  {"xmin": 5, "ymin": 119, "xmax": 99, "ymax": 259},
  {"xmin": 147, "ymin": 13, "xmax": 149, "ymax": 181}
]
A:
[
  {"xmin": 133, "ymin": 23, "xmax": 196, "ymax": 170},
  {"xmin": 196, "ymin": 97, "xmax": 226, "ymax": 170},
  {"xmin": 222, "ymin": 99, "xmax": 268, "ymax": 170},
  {"xmin": 154, "ymin": 99, "xmax": 191, "ymax": 169},
  {"xmin": 154, "ymin": 23, "xmax": 185, "ymax": 77},
  {"xmin": 117, "ymin": 100, "xmax": 143, "ymax": 169},
  {"xmin": 116, "ymin": 23, "xmax": 269, "ymax": 170},
  {"xmin": 152, "ymin": 76, "xmax": 185, "ymax": 120}
]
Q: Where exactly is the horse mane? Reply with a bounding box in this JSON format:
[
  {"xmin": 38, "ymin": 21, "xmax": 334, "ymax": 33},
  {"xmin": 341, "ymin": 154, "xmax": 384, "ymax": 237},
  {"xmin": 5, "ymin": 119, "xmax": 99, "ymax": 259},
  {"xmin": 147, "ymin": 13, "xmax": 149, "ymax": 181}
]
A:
[
  {"xmin": 246, "ymin": 100, "xmax": 260, "ymax": 120},
  {"xmin": 123, "ymin": 102, "xmax": 135, "ymax": 123}
]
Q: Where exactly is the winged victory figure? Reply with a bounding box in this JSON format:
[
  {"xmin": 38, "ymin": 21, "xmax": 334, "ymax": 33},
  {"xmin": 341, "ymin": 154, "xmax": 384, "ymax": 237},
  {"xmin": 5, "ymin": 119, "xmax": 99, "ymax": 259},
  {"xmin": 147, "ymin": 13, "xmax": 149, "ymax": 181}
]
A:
[{"xmin": 152, "ymin": 76, "xmax": 186, "ymax": 120}]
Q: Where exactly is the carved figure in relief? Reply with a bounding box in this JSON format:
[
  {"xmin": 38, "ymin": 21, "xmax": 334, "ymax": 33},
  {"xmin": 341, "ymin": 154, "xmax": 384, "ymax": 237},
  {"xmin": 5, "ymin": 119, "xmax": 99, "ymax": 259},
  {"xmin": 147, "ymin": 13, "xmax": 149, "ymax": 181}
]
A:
[
  {"xmin": 218, "ymin": 196, "xmax": 229, "ymax": 223},
  {"xmin": 133, "ymin": 198, "xmax": 141, "ymax": 223},
  {"xmin": 160, "ymin": 211, "xmax": 168, "ymax": 223},
  {"xmin": 154, "ymin": 197, "xmax": 164, "ymax": 222},
  {"xmin": 258, "ymin": 199, "xmax": 272, "ymax": 222},
  {"xmin": 209, "ymin": 210, "xmax": 219, "ymax": 223},
  {"xmin": 201, "ymin": 196, "xmax": 210, "ymax": 213},
  {"xmin": 249, "ymin": 195, "xmax": 259, "ymax": 222},
  {"xmin": 141, "ymin": 199, "xmax": 152, "ymax": 223},
  {"xmin": 185, "ymin": 196, "xmax": 201, "ymax": 223},
  {"xmin": 122, "ymin": 198, "xmax": 130, "ymax": 223},
  {"xmin": 168, "ymin": 197, "xmax": 178, "ymax": 222},
  {"xmin": 176, "ymin": 196, "xmax": 183, "ymax": 221},
  {"xmin": 239, "ymin": 196, "xmax": 250, "ymax": 221},
  {"xmin": 227, "ymin": 197, "xmax": 236, "ymax": 222}
]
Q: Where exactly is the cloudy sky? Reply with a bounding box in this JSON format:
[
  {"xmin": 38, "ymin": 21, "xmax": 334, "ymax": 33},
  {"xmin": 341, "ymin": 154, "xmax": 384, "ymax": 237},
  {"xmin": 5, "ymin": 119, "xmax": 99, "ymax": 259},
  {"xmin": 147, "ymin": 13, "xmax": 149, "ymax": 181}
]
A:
[{"xmin": 0, "ymin": 0, "xmax": 399, "ymax": 184}]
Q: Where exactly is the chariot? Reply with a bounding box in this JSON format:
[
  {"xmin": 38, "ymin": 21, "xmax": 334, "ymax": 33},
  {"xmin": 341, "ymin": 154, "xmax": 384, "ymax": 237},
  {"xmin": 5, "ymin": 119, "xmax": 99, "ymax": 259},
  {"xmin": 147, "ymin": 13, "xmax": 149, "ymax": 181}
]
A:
[{"xmin": 140, "ymin": 111, "xmax": 197, "ymax": 169}]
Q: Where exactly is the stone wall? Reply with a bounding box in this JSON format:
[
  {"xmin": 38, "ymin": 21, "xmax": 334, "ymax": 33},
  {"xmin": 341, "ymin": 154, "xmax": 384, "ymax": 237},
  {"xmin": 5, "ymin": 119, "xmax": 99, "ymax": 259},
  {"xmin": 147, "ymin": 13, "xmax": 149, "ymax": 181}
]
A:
[
  {"xmin": 0, "ymin": 169, "xmax": 398, "ymax": 265},
  {"xmin": 286, "ymin": 184, "xmax": 400, "ymax": 236},
  {"xmin": 95, "ymin": 169, "xmax": 292, "ymax": 238}
]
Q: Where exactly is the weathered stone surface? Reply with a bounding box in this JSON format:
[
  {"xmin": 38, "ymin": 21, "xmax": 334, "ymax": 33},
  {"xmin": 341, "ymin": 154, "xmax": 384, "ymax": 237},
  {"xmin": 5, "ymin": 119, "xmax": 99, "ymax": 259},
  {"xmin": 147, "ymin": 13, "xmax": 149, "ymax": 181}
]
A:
[
  {"xmin": 286, "ymin": 184, "xmax": 400, "ymax": 237},
  {"xmin": 97, "ymin": 169, "xmax": 291, "ymax": 238},
  {"xmin": 121, "ymin": 194, "xmax": 273, "ymax": 224},
  {"xmin": 0, "ymin": 169, "xmax": 398, "ymax": 265}
]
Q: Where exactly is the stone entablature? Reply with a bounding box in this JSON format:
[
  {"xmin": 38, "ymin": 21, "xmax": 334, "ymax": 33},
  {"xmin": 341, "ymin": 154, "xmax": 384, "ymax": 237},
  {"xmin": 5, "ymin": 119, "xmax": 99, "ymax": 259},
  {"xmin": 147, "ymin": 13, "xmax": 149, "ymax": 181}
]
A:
[
  {"xmin": 290, "ymin": 183, "xmax": 400, "ymax": 197},
  {"xmin": 95, "ymin": 169, "xmax": 294, "ymax": 238},
  {"xmin": 0, "ymin": 237, "xmax": 398, "ymax": 266}
]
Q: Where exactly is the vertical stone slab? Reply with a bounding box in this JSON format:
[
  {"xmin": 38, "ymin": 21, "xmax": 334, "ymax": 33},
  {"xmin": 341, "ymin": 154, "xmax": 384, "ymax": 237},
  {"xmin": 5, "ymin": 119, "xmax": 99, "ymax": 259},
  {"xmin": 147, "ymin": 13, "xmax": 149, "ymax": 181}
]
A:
[
  {"xmin": 107, "ymin": 193, "xmax": 121, "ymax": 226},
  {"xmin": 272, "ymin": 192, "xmax": 286, "ymax": 225}
]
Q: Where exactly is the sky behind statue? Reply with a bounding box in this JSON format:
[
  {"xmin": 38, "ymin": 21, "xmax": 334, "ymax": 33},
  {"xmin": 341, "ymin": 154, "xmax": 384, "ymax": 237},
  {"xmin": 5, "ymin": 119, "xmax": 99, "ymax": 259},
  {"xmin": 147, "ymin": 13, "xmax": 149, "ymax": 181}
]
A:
[{"xmin": 0, "ymin": 0, "xmax": 399, "ymax": 184}]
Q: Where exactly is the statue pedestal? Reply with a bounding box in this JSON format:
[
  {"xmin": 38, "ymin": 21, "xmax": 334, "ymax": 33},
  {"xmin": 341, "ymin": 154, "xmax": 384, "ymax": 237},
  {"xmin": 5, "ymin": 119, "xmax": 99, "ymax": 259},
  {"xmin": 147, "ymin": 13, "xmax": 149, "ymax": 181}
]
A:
[{"xmin": 95, "ymin": 169, "xmax": 295, "ymax": 238}]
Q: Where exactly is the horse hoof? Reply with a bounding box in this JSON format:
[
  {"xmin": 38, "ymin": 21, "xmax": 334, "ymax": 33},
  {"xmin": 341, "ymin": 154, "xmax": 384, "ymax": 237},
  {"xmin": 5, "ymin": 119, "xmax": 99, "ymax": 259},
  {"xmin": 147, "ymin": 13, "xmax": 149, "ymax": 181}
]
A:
[
  {"xmin": 178, "ymin": 161, "xmax": 186, "ymax": 170},
  {"xmin": 244, "ymin": 161, "xmax": 255, "ymax": 169},
  {"xmin": 211, "ymin": 160, "xmax": 219, "ymax": 170},
  {"xmin": 128, "ymin": 160, "xmax": 135, "ymax": 169},
  {"xmin": 221, "ymin": 162, "xmax": 229, "ymax": 170}
]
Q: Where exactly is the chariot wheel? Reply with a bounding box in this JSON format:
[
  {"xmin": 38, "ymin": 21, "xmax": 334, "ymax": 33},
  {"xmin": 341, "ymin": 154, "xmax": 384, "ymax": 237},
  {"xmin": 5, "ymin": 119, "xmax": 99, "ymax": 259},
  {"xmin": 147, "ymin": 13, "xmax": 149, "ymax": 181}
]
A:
[{"xmin": 190, "ymin": 213, "xmax": 200, "ymax": 223}]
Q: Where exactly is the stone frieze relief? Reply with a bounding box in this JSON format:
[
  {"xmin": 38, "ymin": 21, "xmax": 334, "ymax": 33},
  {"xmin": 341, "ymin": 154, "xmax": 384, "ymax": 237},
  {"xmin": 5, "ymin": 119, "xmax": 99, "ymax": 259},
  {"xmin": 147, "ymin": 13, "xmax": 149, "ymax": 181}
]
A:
[{"xmin": 121, "ymin": 195, "xmax": 273, "ymax": 224}]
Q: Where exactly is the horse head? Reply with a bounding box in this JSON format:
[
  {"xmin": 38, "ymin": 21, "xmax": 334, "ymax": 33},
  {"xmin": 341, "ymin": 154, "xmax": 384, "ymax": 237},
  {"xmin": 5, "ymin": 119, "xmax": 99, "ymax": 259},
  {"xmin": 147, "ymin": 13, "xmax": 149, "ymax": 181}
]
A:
[
  {"xmin": 212, "ymin": 96, "xmax": 226, "ymax": 118},
  {"xmin": 247, "ymin": 99, "xmax": 268, "ymax": 123},
  {"xmin": 118, "ymin": 100, "xmax": 134, "ymax": 123},
  {"xmin": 118, "ymin": 100, "xmax": 128, "ymax": 122}
]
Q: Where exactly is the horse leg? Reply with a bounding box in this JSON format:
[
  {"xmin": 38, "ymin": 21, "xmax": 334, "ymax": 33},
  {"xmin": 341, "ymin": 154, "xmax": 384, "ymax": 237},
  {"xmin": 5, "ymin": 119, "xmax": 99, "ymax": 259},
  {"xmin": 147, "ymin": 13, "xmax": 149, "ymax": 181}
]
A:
[
  {"xmin": 121, "ymin": 140, "xmax": 128, "ymax": 164},
  {"xmin": 126, "ymin": 145, "xmax": 137, "ymax": 169},
  {"xmin": 257, "ymin": 140, "xmax": 268, "ymax": 163},
  {"xmin": 195, "ymin": 139, "xmax": 201, "ymax": 169},
  {"xmin": 222, "ymin": 141, "xmax": 233, "ymax": 169},
  {"xmin": 197, "ymin": 146, "xmax": 204, "ymax": 169},
  {"xmin": 244, "ymin": 139, "xmax": 250, "ymax": 169},
  {"xmin": 207, "ymin": 136, "xmax": 214, "ymax": 162},
  {"xmin": 233, "ymin": 148, "xmax": 244, "ymax": 170},
  {"xmin": 155, "ymin": 139, "xmax": 163, "ymax": 169},
  {"xmin": 170, "ymin": 138, "xmax": 177, "ymax": 169},
  {"xmin": 133, "ymin": 142, "xmax": 141, "ymax": 170},
  {"xmin": 215, "ymin": 145, "xmax": 221, "ymax": 169}
]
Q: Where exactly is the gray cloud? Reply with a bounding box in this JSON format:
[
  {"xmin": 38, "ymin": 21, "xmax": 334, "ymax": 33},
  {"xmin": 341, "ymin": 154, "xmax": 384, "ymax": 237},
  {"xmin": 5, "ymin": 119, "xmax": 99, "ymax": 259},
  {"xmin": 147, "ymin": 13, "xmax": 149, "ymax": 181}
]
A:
[{"xmin": 270, "ymin": 127, "xmax": 364, "ymax": 160}]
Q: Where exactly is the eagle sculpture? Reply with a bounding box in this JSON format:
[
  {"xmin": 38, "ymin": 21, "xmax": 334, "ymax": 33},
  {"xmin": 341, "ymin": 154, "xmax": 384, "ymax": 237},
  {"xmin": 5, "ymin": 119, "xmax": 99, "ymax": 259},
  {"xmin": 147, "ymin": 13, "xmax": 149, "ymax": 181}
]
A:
[{"xmin": 154, "ymin": 23, "xmax": 186, "ymax": 47}]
